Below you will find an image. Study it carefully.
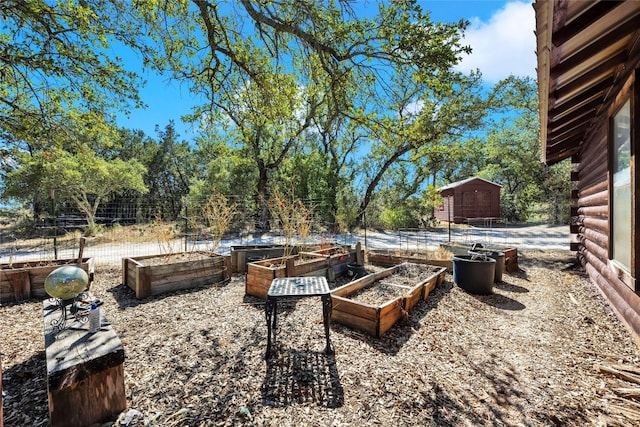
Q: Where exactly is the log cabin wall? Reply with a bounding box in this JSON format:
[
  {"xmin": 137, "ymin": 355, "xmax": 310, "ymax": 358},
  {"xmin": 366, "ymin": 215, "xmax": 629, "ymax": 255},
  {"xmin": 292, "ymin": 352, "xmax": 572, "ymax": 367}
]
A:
[
  {"xmin": 573, "ymin": 98, "xmax": 640, "ymax": 340},
  {"xmin": 535, "ymin": 0, "xmax": 640, "ymax": 342}
]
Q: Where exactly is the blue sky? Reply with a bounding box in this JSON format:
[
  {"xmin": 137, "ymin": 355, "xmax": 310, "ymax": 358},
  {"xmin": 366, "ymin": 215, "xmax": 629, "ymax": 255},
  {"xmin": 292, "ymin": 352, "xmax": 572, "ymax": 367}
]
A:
[{"xmin": 116, "ymin": 0, "xmax": 535, "ymax": 140}]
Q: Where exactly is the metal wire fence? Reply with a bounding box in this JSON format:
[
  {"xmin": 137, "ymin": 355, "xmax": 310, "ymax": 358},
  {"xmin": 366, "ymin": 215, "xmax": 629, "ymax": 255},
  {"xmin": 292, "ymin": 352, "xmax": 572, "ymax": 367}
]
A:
[{"xmin": 0, "ymin": 216, "xmax": 570, "ymax": 268}]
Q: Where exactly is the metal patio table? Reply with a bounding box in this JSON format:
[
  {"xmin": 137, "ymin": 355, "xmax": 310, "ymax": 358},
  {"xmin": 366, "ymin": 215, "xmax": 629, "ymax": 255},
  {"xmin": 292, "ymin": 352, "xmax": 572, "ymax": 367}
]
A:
[{"xmin": 265, "ymin": 276, "xmax": 333, "ymax": 359}]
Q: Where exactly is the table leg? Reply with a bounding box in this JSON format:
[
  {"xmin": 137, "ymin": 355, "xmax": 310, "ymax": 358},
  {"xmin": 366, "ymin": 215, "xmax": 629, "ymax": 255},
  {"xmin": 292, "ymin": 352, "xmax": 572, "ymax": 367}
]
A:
[
  {"xmin": 321, "ymin": 295, "xmax": 333, "ymax": 355},
  {"xmin": 265, "ymin": 298, "xmax": 275, "ymax": 359}
]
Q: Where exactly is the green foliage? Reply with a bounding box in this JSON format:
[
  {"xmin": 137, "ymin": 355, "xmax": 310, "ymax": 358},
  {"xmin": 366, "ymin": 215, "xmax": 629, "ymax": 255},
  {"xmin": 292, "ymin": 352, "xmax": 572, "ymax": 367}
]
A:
[
  {"xmin": 335, "ymin": 187, "xmax": 359, "ymax": 234},
  {"xmin": 0, "ymin": 2, "xmax": 571, "ymax": 233},
  {"xmin": 420, "ymin": 185, "xmax": 443, "ymax": 225},
  {"xmin": 83, "ymin": 223, "xmax": 104, "ymax": 237},
  {"xmin": 138, "ymin": 1, "xmax": 475, "ymax": 228},
  {"xmin": 380, "ymin": 205, "xmax": 420, "ymax": 230},
  {"xmin": 1, "ymin": 0, "xmax": 147, "ymax": 145},
  {"xmin": 478, "ymin": 76, "xmax": 553, "ymax": 222},
  {"xmin": 4, "ymin": 144, "xmax": 148, "ymax": 226},
  {"xmin": 540, "ymin": 160, "xmax": 572, "ymax": 224}
]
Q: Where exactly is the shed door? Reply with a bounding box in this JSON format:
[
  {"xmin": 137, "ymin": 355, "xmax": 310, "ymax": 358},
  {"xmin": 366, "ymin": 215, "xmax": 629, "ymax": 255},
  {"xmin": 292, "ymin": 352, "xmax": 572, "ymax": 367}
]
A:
[{"xmin": 462, "ymin": 190, "xmax": 491, "ymax": 219}]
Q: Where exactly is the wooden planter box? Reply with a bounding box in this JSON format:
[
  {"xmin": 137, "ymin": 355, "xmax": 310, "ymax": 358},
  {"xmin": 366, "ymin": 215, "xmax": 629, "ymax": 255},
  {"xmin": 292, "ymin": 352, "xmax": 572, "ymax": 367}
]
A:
[
  {"xmin": 0, "ymin": 257, "xmax": 95, "ymax": 303},
  {"xmin": 122, "ymin": 252, "xmax": 230, "ymax": 299},
  {"xmin": 440, "ymin": 242, "xmax": 518, "ymax": 272},
  {"xmin": 245, "ymin": 243, "xmax": 364, "ymax": 299},
  {"xmin": 367, "ymin": 249, "xmax": 453, "ymax": 272},
  {"xmin": 331, "ymin": 262, "xmax": 447, "ymax": 337},
  {"xmin": 305, "ymin": 242, "xmax": 364, "ymax": 280},
  {"xmin": 230, "ymin": 245, "xmax": 285, "ymax": 274},
  {"xmin": 230, "ymin": 242, "xmax": 341, "ymax": 274},
  {"xmin": 245, "ymin": 253, "xmax": 327, "ymax": 299}
]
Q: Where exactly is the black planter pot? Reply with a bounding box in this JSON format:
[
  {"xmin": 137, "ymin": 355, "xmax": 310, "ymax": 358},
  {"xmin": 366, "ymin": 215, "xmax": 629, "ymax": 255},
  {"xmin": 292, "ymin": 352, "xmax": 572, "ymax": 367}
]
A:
[
  {"xmin": 346, "ymin": 263, "xmax": 367, "ymax": 279},
  {"xmin": 453, "ymin": 255, "xmax": 496, "ymax": 295},
  {"xmin": 468, "ymin": 249, "xmax": 505, "ymax": 282}
]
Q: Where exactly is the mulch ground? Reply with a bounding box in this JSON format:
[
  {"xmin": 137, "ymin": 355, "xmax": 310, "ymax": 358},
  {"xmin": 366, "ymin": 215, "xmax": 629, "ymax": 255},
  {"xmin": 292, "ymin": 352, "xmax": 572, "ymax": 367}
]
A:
[{"xmin": 2, "ymin": 249, "xmax": 640, "ymax": 426}]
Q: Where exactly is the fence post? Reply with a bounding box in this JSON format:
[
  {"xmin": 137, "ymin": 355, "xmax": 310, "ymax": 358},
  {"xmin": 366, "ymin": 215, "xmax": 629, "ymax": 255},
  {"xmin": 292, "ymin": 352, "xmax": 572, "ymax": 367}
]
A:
[
  {"xmin": 184, "ymin": 199, "xmax": 188, "ymax": 252},
  {"xmin": 51, "ymin": 188, "xmax": 58, "ymax": 260}
]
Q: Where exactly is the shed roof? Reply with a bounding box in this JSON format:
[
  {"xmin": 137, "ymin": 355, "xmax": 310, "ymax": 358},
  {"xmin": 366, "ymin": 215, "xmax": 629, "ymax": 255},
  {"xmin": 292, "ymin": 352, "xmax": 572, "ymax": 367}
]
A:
[
  {"xmin": 534, "ymin": 0, "xmax": 640, "ymax": 165},
  {"xmin": 439, "ymin": 177, "xmax": 501, "ymax": 191}
]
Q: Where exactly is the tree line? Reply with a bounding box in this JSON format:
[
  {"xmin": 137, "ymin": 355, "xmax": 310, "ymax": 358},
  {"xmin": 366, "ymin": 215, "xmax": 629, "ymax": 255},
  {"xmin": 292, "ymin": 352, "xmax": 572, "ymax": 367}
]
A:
[{"xmin": 0, "ymin": 1, "xmax": 570, "ymax": 236}]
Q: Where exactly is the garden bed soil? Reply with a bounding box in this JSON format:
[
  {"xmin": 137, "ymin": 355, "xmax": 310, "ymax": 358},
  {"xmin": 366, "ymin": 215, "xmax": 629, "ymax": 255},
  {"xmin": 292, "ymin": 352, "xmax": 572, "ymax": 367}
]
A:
[{"xmin": 3, "ymin": 250, "xmax": 640, "ymax": 426}]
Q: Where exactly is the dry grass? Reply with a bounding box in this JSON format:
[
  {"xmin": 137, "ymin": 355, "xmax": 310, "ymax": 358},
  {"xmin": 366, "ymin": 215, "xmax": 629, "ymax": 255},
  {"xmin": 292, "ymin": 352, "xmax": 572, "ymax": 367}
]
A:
[{"xmin": 2, "ymin": 249, "xmax": 640, "ymax": 426}]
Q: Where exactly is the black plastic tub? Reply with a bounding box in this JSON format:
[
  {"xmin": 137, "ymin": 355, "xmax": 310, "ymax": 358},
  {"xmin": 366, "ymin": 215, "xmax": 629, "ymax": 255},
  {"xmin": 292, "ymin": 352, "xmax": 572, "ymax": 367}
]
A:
[
  {"xmin": 468, "ymin": 249, "xmax": 505, "ymax": 282},
  {"xmin": 346, "ymin": 263, "xmax": 367, "ymax": 279},
  {"xmin": 453, "ymin": 255, "xmax": 496, "ymax": 295}
]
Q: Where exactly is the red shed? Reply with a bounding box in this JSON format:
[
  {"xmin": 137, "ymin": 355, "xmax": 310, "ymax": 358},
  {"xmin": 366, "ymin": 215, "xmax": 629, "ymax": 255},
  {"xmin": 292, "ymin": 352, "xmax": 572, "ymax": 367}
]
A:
[{"xmin": 435, "ymin": 177, "xmax": 501, "ymax": 224}]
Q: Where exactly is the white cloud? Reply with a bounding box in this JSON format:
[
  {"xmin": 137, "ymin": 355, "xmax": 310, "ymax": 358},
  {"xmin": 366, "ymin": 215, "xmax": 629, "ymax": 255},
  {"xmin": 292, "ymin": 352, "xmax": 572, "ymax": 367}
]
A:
[{"xmin": 455, "ymin": 1, "xmax": 536, "ymax": 84}]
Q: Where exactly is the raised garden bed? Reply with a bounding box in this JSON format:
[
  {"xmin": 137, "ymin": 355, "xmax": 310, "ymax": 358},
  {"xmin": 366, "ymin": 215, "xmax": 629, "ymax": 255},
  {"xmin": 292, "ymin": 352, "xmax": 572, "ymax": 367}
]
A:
[
  {"xmin": 440, "ymin": 242, "xmax": 518, "ymax": 272},
  {"xmin": 331, "ymin": 262, "xmax": 447, "ymax": 337},
  {"xmin": 0, "ymin": 257, "xmax": 95, "ymax": 303},
  {"xmin": 367, "ymin": 248, "xmax": 452, "ymax": 272},
  {"xmin": 245, "ymin": 243, "xmax": 364, "ymax": 299},
  {"xmin": 245, "ymin": 253, "xmax": 328, "ymax": 299},
  {"xmin": 230, "ymin": 245, "xmax": 285, "ymax": 274},
  {"xmin": 122, "ymin": 252, "xmax": 230, "ymax": 299},
  {"xmin": 230, "ymin": 242, "xmax": 340, "ymax": 274}
]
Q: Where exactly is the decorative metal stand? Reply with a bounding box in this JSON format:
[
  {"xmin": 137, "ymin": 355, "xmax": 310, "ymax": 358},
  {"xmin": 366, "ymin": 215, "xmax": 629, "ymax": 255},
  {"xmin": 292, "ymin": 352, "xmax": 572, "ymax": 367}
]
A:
[{"xmin": 48, "ymin": 291, "xmax": 91, "ymax": 335}]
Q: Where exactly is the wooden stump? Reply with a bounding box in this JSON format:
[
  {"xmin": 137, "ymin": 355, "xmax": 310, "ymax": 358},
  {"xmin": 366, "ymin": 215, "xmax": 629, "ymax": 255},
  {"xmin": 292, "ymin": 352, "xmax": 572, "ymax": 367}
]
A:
[
  {"xmin": 1, "ymin": 353, "xmax": 3, "ymax": 427},
  {"xmin": 43, "ymin": 301, "xmax": 126, "ymax": 427}
]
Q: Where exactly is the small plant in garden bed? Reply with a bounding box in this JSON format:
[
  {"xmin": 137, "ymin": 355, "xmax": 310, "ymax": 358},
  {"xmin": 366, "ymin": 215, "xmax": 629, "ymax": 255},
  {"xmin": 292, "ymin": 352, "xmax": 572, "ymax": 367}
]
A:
[
  {"xmin": 122, "ymin": 190, "xmax": 235, "ymax": 299},
  {"xmin": 266, "ymin": 186, "xmax": 313, "ymax": 258},
  {"xmin": 200, "ymin": 191, "xmax": 238, "ymax": 253}
]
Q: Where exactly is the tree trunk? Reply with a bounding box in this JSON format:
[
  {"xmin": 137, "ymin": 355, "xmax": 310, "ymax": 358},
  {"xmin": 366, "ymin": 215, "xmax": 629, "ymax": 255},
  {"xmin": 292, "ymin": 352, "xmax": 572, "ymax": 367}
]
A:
[
  {"xmin": 256, "ymin": 165, "xmax": 270, "ymax": 231},
  {"xmin": 356, "ymin": 147, "xmax": 410, "ymax": 225}
]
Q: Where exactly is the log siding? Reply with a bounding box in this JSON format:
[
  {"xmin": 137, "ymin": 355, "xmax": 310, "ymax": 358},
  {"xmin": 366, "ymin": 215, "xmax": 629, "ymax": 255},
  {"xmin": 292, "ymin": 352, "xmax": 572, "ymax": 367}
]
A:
[{"xmin": 536, "ymin": 0, "xmax": 640, "ymax": 341}]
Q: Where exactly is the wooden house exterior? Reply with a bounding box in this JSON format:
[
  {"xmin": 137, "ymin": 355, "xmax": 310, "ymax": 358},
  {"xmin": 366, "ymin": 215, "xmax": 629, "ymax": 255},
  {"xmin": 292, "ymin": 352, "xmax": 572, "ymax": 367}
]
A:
[
  {"xmin": 434, "ymin": 177, "xmax": 501, "ymax": 223},
  {"xmin": 535, "ymin": 1, "xmax": 640, "ymax": 340}
]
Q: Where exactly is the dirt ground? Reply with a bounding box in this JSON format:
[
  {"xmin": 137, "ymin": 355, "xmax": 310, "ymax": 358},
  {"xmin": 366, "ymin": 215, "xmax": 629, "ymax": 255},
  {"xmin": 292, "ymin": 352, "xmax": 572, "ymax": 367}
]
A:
[{"xmin": 2, "ymin": 249, "xmax": 640, "ymax": 426}]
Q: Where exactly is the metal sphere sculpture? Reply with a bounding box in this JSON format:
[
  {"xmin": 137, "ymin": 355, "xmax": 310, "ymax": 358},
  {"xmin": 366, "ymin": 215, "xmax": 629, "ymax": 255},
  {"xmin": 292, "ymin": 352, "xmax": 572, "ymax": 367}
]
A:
[
  {"xmin": 45, "ymin": 266, "xmax": 89, "ymax": 301},
  {"xmin": 45, "ymin": 266, "xmax": 90, "ymax": 336}
]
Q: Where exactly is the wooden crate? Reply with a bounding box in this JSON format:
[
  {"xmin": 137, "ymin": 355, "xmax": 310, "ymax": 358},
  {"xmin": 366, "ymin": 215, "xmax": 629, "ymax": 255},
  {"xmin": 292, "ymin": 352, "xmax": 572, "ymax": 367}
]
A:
[
  {"xmin": 0, "ymin": 258, "xmax": 95, "ymax": 303},
  {"xmin": 245, "ymin": 243, "xmax": 365, "ymax": 299},
  {"xmin": 331, "ymin": 262, "xmax": 446, "ymax": 337},
  {"xmin": 245, "ymin": 257, "xmax": 288, "ymax": 300},
  {"xmin": 230, "ymin": 242, "xmax": 342, "ymax": 274},
  {"xmin": 122, "ymin": 252, "xmax": 230, "ymax": 299},
  {"xmin": 308, "ymin": 242, "xmax": 364, "ymax": 278}
]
